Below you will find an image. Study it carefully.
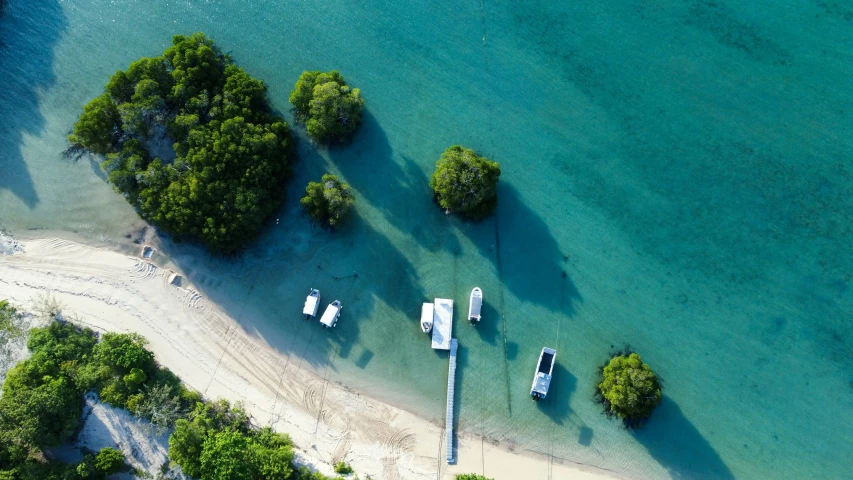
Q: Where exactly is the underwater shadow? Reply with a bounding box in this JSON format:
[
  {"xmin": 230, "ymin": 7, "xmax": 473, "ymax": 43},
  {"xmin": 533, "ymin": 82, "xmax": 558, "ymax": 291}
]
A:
[
  {"xmin": 633, "ymin": 397, "xmax": 735, "ymax": 480},
  {"xmin": 328, "ymin": 111, "xmax": 451, "ymax": 251},
  {"xmin": 467, "ymin": 183, "xmax": 581, "ymax": 313},
  {"xmin": 0, "ymin": 1, "xmax": 66, "ymax": 207},
  {"xmin": 536, "ymin": 362, "xmax": 575, "ymax": 425},
  {"xmin": 475, "ymin": 301, "xmax": 500, "ymax": 345}
]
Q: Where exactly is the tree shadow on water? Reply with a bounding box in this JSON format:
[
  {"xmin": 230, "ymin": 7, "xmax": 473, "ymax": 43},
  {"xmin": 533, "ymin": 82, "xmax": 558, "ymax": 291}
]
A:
[
  {"xmin": 328, "ymin": 111, "xmax": 452, "ymax": 251},
  {"xmin": 633, "ymin": 397, "xmax": 735, "ymax": 480},
  {"xmin": 467, "ymin": 184, "xmax": 582, "ymax": 313},
  {"xmin": 0, "ymin": 1, "xmax": 66, "ymax": 208}
]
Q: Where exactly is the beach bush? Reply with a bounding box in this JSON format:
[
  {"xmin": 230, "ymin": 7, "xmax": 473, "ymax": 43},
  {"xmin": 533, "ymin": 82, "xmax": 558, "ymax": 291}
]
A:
[
  {"xmin": 429, "ymin": 145, "xmax": 501, "ymax": 220},
  {"xmin": 289, "ymin": 70, "xmax": 364, "ymax": 143},
  {"xmin": 334, "ymin": 461, "xmax": 353, "ymax": 474},
  {"xmin": 300, "ymin": 174, "xmax": 355, "ymax": 228},
  {"xmin": 598, "ymin": 353, "xmax": 662, "ymax": 425},
  {"xmin": 69, "ymin": 33, "xmax": 295, "ymax": 254},
  {"xmin": 169, "ymin": 400, "xmax": 302, "ymax": 480}
]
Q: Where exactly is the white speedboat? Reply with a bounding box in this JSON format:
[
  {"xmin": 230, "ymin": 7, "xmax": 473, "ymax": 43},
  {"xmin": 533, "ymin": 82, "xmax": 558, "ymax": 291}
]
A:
[
  {"xmin": 530, "ymin": 347, "xmax": 556, "ymax": 401},
  {"xmin": 468, "ymin": 287, "xmax": 482, "ymax": 324},
  {"xmin": 303, "ymin": 289, "xmax": 320, "ymax": 319},
  {"xmin": 320, "ymin": 300, "xmax": 342, "ymax": 328},
  {"xmin": 421, "ymin": 302, "xmax": 434, "ymax": 333}
]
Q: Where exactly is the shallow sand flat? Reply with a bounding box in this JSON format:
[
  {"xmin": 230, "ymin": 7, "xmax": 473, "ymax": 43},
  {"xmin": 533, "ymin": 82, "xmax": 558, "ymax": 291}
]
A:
[{"xmin": 0, "ymin": 237, "xmax": 620, "ymax": 480}]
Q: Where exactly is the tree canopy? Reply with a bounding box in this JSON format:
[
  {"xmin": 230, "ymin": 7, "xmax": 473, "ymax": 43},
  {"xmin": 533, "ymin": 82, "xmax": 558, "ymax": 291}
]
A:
[
  {"xmin": 598, "ymin": 353, "xmax": 662, "ymax": 425},
  {"xmin": 0, "ymin": 306, "xmax": 336, "ymax": 480},
  {"xmin": 169, "ymin": 400, "xmax": 302, "ymax": 480},
  {"xmin": 69, "ymin": 33, "xmax": 295, "ymax": 253},
  {"xmin": 0, "ymin": 319, "xmax": 130, "ymax": 480},
  {"xmin": 300, "ymin": 174, "xmax": 355, "ymax": 228},
  {"xmin": 429, "ymin": 145, "xmax": 501, "ymax": 220},
  {"xmin": 289, "ymin": 70, "xmax": 364, "ymax": 143}
]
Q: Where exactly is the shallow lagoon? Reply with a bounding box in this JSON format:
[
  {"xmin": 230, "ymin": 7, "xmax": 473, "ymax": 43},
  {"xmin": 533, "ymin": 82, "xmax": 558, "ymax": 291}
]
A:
[{"xmin": 2, "ymin": 1, "xmax": 852, "ymax": 478}]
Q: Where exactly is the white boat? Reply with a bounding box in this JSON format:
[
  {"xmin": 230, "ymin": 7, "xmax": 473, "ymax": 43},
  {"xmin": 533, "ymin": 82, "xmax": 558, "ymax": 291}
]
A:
[
  {"xmin": 421, "ymin": 302, "xmax": 434, "ymax": 333},
  {"xmin": 320, "ymin": 300, "xmax": 342, "ymax": 328},
  {"xmin": 303, "ymin": 289, "xmax": 320, "ymax": 319},
  {"xmin": 530, "ymin": 347, "xmax": 556, "ymax": 401},
  {"xmin": 468, "ymin": 287, "xmax": 482, "ymax": 324}
]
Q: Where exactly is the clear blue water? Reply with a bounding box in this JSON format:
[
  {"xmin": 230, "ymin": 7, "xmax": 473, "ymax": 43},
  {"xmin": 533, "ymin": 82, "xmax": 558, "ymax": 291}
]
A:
[{"xmin": 2, "ymin": 1, "xmax": 853, "ymax": 478}]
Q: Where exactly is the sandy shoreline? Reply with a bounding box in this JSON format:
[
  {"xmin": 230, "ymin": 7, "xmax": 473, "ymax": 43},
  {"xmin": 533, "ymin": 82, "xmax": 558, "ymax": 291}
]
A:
[{"xmin": 0, "ymin": 236, "xmax": 621, "ymax": 480}]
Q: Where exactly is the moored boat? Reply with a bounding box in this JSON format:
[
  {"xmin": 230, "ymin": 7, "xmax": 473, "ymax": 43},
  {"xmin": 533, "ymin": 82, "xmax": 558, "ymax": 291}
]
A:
[
  {"xmin": 320, "ymin": 300, "xmax": 342, "ymax": 328},
  {"xmin": 530, "ymin": 347, "xmax": 556, "ymax": 400},
  {"xmin": 468, "ymin": 287, "xmax": 482, "ymax": 324},
  {"xmin": 421, "ymin": 302, "xmax": 434, "ymax": 333},
  {"xmin": 303, "ymin": 289, "xmax": 320, "ymax": 319}
]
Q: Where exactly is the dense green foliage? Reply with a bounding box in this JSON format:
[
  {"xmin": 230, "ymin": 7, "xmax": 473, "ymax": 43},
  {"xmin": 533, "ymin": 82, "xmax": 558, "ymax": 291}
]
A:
[
  {"xmin": 168, "ymin": 400, "xmax": 330, "ymax": 480},
  {"xmin": 429, "ymin": 145, "xmax": 501, "ymax": 220},
  {"xmin": 0, "ymin": 321, "xmax": 128, "ymax": 479},
  {"xmin": 300, "ymin": 174, "xmax": 355, "ymax": 228},
  {"xmin": 289, "ymin": 70, "xmax": 364, "ymax": 143},
  {"xmin": 456, "ymin": 475, "xmax": 493, "ymax": 480},
  {"xmin": 69, "ymin": 33, "xmax": 295, "ymax": 253},
  {"xmin": 0, "ymin": 310, "xmax": 337, "ymax": 480},
  {"xmin": 0, "ymin": 301, "xmax": 25, "ymax": 371},
  {"xmin": 598, "ymin": 353, "xmax": 662, "ymax": 425},
  {"xmin": 333, "ymin": 461, "xmax": 353, "ymax": 474}
]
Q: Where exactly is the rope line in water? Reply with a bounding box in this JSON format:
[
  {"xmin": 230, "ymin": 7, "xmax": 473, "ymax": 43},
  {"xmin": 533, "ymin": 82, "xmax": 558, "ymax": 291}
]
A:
[{"xmin": 494, "ymin": 213, "xmax": 512, "ymax": 416}]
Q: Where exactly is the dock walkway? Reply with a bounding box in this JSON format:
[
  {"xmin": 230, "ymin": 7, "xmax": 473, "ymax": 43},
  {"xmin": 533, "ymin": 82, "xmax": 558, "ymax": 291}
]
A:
[
  {"xmin": 431, "ymin": 298, "xmax": 453, "ymax": 350},
  {"xmin": 445, "ymin": 338, "xmax": 458, "ymax": 463}
]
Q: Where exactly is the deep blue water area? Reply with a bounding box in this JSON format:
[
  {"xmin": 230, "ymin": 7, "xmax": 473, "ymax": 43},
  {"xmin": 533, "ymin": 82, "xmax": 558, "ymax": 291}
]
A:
[{"xmin": 2, "ymin": 1, "xmax": 852, "ymax": 478}]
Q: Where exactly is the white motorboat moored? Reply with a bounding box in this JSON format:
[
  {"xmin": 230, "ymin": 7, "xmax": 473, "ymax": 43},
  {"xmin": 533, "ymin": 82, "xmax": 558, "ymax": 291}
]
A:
[
  {"xmin": 468, "ymin": 287, "xmax": 482, "ymax": 324},
  {"xmin": 320, "ymin": 300, "xmax": 342, "ymax": 328},
  {"xmin": 530, "ymin": 347, "xmax": 556, "ymax": 400},
  {"xmin": 303, "ymin": 289, "xmax": 320, "ymax": 319},
  {"xmin": 421, "ymin": 302, "xmax": 434, "ymax": 333}
]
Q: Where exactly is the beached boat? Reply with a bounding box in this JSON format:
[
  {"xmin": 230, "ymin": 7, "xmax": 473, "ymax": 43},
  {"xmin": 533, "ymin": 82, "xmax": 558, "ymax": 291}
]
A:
[
  {"xmin": 421, "ymin": 302, "xmax": 434, "ymax": 333},
  {"xmin": 320, "ymin": 300, "xmax": 342, "ymax": 328},
  {"xmin": 303, "ymin": 289, "xmax": 320, "ymax": 319},
  {"xmin": 530, "ymin": 347, "xmax": 556, "ymax": 400},
  {"xmin": 468, "ymin": 287, "xmax": 482, "ymax": 324}
]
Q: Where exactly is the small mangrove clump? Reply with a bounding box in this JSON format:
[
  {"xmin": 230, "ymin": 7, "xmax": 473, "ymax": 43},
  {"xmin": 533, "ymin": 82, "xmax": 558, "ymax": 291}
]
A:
[
  {"xmin": 429, "ymin": 145, "xmax": 501, "ymax": 220},
  {"xmin": 300, "ymin": 174, "xmax": 355, "ymax": 228},
  {"xmin": 289, "ymin": 70, "xmax": 364, "ymax": 143},
  {"xmin": 597, "ymin": 352, "xmax": 662, "ymax": 427}
]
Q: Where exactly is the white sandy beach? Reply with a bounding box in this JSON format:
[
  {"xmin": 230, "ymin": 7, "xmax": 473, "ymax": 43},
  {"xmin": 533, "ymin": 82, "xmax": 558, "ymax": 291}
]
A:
[{"xmin": 0, "ymin": 236, "xmax": 620, "ymax": 480}]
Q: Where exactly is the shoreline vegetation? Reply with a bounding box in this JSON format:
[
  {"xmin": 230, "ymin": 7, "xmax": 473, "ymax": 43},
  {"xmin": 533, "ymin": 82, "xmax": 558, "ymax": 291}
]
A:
[
  {"xmin": 68, "ymin": 33, "xmax": 295, "ymax": 254},
  {"xmin": 0, "ymin": 307, "xmax": 347, "ymax": 480}
]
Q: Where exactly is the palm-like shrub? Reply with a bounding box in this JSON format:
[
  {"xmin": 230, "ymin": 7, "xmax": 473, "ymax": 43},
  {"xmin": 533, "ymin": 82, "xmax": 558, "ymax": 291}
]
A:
[
  {"xmin": 598, "ymin": 353, "xmax": 662, "ymax": 426},
  {"xmin": 429, "ymin": 145, "xmax": 501, "ymax": 220},
  {"xmin": 300, "ymin": 174, "xmax": 355, "ymax": 228}
]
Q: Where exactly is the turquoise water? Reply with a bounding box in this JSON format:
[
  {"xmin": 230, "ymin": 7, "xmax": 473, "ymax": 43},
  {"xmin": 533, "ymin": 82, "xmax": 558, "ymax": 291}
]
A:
[{"xmin": 2, "ymin": 1, "xmax": 853, "ymax": 478}]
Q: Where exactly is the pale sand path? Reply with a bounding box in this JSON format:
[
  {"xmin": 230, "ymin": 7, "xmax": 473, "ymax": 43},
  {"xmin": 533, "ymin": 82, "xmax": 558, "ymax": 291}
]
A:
[{"xmin": 0, "ymin": 237, "xmax": 621, "ymax": 480}]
